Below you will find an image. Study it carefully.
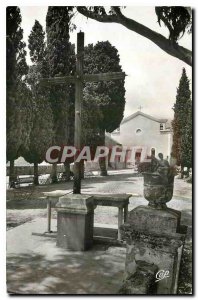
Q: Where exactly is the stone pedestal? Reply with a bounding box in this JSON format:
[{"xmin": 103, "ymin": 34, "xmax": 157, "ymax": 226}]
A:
[
  {"xmin": 121, "ymin": 205, "xmax": 186, "ymax": 294},
  {"xmin": 56, "ymin": 194, "xmax": 95, "ymax": 251},
  {"xmin": 127, "ymin": 205, "xmax": 181, "ymax": 234}
]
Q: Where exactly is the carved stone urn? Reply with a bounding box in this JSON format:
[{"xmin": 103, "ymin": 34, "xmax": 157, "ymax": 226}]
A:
[{"xmin": 143, "ymin": 169, "xmax": 175, "ymax": 209}]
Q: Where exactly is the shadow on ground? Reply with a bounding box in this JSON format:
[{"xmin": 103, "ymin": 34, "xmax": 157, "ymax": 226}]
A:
[{"xmin": 7, "ymin": 243, "xmax": 125, "ymax": 295}]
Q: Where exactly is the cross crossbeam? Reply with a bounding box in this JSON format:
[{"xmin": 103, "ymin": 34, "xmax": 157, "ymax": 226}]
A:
[
  {"xmin": 39, "ymin": 32, "xmax": 126, "ymax": 194},
  {"xmin": 40, "ymin": 71, "xmax": 126, "ymax": 85}
]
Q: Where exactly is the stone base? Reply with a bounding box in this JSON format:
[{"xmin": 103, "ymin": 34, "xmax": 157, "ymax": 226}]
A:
[
  {"xmin": 57, "ymin": 211, "xmax": 94, "ymax": 250},
  {"xmin": 127, "ymin": 205, "xmax": 181, "ymax": 234},
  {"xmin": 56, "ymin": 194, "xmax": 94, "ymax": 251},
  {"xmin": 121, "ymin": 205, "xmax": 186, "ymax": 294},
  {"xmin": 119, "ymin": 261, "xmax": 158, "ymax": 294}
]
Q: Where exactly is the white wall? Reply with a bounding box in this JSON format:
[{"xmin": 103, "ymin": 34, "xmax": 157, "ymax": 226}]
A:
[{"xmin": 111, "ymin": 114, "xmax": 172, "ymax": 159}]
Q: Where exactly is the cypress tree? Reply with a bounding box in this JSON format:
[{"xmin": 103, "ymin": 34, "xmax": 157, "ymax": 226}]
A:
[
  {"xmin": 6, "ymin": 6, "xmax": 31, "ymax": 187},
  {"xmin": 181, "ymin": 100, "xmax": 192, "ymax": 174},
  {"xmin": 28, "ymin": 20, "xmax": 45, "ymax": 64},
  {"xmin": 22, "ymin": 20, "xmax": 54, "ymax": 185},
  {"xmin": 172, "ymin": 68, "xmax": 191, "ymax": 177},
  {"xmin": 46, "ymin": 7, "xmax": 75, "ymax": 182}
]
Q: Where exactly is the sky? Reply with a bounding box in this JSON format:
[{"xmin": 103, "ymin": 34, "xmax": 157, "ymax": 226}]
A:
[{"xmin": 20, "ymin": 6, "xmax": 192, "ymax": 120}]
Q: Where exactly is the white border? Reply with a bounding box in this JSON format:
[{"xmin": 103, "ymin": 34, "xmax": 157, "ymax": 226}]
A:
[{"xmin": 1, "ymin": 1, "xmax": 196, "ymax": 299}]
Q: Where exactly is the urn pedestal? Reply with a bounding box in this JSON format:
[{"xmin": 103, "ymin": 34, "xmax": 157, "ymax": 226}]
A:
[{"xmin": 120, "ymin": 172, "xmax": 186, "ymax": 294}]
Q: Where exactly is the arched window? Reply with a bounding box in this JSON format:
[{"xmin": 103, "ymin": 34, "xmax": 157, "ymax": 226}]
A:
[{"xmin": 136, "ymin": 128, "xmax": 142, "ymax": 135}]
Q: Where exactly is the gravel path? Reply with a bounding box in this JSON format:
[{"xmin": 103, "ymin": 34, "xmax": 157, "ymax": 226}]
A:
[
  {"xmin": 6, "ymin": 170, "xmax": 192, "ymax": 294},
  {"xmin": 7, "ymin": 170, "xmax": 192, "ymax": 229}
]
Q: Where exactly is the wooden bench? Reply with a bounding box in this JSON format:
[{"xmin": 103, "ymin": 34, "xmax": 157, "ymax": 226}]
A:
[
  {"xmin": 57, "ymin": 172, "xmax": 74, "ymax": 182},
  {"xmin": 14, "ymin": 176, "xmax": 34, "ymax": 188},
  {"xmin": 43, "ymin": 191, "xmax": 131, "ymax": 241}
]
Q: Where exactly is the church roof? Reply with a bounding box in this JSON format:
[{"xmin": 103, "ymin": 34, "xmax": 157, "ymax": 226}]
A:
[
  {"xmin": 105, "ymin": 134, "xmax": 122, "ymax": 146},
  {"xmin": 121, "ymin": 111, "xmax": 168, "ymax": 125}
]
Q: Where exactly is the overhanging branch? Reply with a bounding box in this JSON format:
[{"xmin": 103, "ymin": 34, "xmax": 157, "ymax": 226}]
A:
[{"xmin": 77, "ymin": 6, "xmax": 192, "ymax": 66}]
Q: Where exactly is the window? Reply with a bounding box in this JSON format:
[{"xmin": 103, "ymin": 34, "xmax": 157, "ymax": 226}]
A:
[
  {"xmin": 136, "ymin": 128, "xmax": 142, "ymax": 135},
  {"xmin": 160, "ymin": 123, "xmax": 164, "ymax": 130}
]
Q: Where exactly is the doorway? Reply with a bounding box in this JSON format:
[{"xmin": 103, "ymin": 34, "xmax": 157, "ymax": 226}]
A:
[
  {"xmin": 135, "ymin": 150, "xmax": 142, "ymax": 163},
  {"xmin": 151, "ymin": 148, "xmax": 155, "ymax": 157}
]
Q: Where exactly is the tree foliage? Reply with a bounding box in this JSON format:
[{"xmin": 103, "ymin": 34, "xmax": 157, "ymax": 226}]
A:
[
  {"xmin": 82, "ymin": 41, "xmax": 125, "ymax": 175},
  {"xmin": 46, "ymin": 6, "xmax": 75, "ymax": 147},
  {"xmin": 28, "ymin": 20, "xmax": 45, "ymax": 63},
  {"xmin": 22, "ymin": 83, "xmax": 54, "ymax": 166},
  {"xmin": 6, "ymin": 7, "xmax": 31, "ymax": 162},
  {"xmin": 155, "ymin": 6, "xmax": 192, "ymax": 41},
  {"xmin": 22, "ymin": 20, "xmax": 54, "ymax": 175},
  {"xmin": 181, "ymin": 100, "xmax": 192, "ymax": 169},
  {"xmin": 83, "ymin": 41, "xmax": 125, "ymax": 140}
]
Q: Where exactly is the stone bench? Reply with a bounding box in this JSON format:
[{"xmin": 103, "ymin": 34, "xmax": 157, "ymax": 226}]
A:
[
  {"xmin": 43, "ymin": 191, "xmax": 72, "ymax": 233},
  {"xmin": 43, "ymin": 191, "xmax": 131, "ymax": 241},
  {"xmin": 92, "ymin": 194, "xmax": 130, "ymax": 240}
]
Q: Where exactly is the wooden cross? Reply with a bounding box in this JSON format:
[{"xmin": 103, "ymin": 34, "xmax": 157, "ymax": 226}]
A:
[{"xmin": 40, "ymin": 32, "xmax": 126, "ymax": 194}]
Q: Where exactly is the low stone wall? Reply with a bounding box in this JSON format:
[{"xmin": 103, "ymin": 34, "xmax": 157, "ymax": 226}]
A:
[
  {"xmin": 7, "ymin": 160, "xmax": 127, "ymax": 177},
  {"xmin": 6, "ymin": 165, "xmax": 65, "ymax": 176}
]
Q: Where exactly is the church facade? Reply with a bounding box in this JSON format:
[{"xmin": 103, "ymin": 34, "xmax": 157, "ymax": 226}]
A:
[{"xmin": 109, "ymin": 111, "xmax": 173, "ymax": 168}]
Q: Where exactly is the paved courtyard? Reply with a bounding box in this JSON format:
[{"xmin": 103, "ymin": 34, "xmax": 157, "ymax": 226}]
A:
[{"xmin": 6, "ymin": 170, "xmax": 192, "ymax": 294}]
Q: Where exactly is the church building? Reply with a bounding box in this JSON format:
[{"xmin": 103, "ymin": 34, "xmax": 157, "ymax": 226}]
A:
[{"xmin": 109, "ymin": 111, "xmax": 172, "ymax": 168}]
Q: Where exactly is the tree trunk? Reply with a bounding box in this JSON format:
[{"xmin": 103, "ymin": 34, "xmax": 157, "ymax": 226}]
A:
[
  {"xmin": 9, "ymin": 160, "xmax": 16, "ymax": 188},
  {"xmin": 34, "ymin": 162, "xmax": 39, "ymax": 185},
  {"xmin": 99, "ymin": 157, "xmax": 108, "ymax": 176},
  {"xmin": 73, "ymin": 162, "xmax": 81, "ymax": 194},
  {"xmin": 51, "ymin": 163, "xmax": 58, "ymax": 183},
  {"xmin": 64, "ymin": 162, "xmax": 71, "ymax": 181},
  {"xmin": 181, "ymin": 165, "xmax": 184, "ymax": 179},
  {"xmin": 99, "ymin": 130, "xmax": 108, "ymax": 176},
  {"xmin": 80, "ymin": 160, "xmax": 84, "ymax": 179},
  {"xmin": 187, "ymin": 167, "xmax": 190, "ymax": 178}
]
